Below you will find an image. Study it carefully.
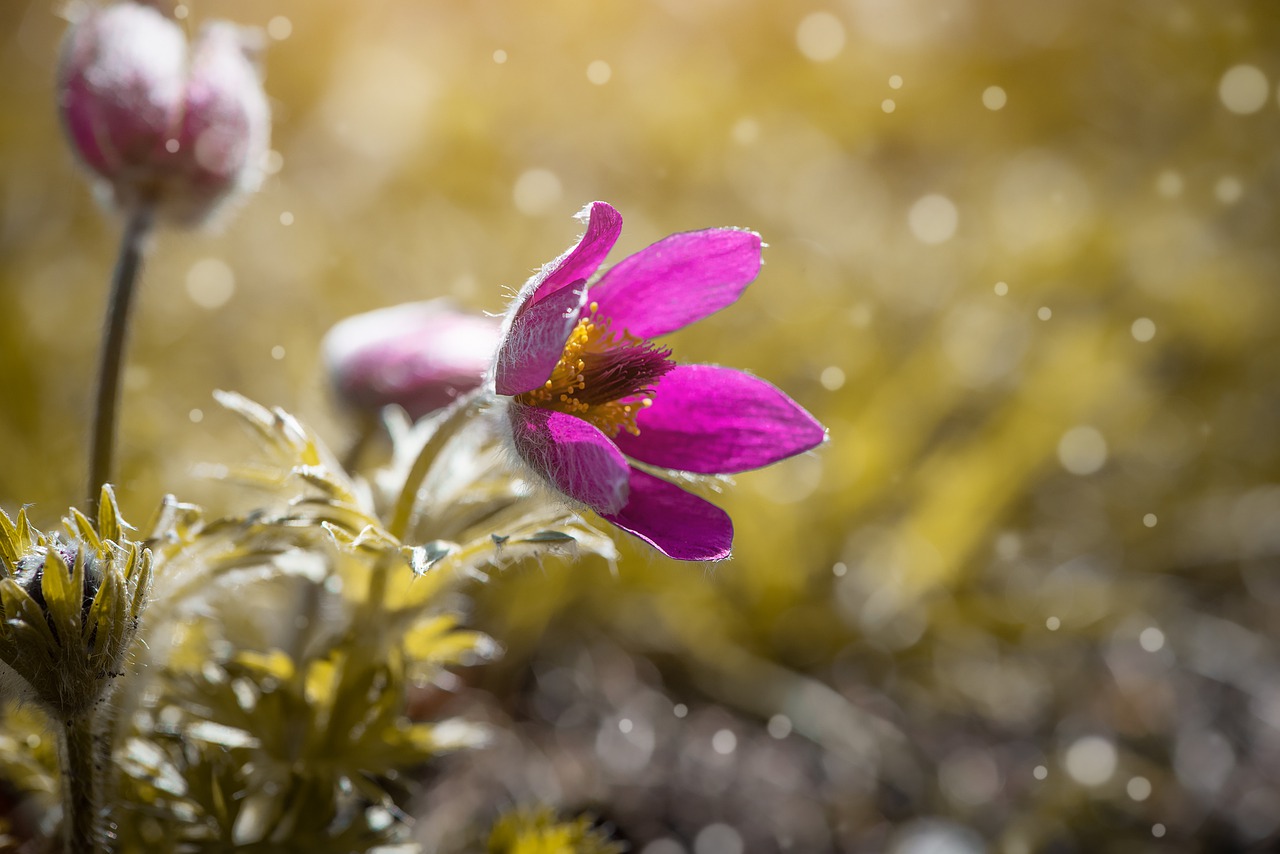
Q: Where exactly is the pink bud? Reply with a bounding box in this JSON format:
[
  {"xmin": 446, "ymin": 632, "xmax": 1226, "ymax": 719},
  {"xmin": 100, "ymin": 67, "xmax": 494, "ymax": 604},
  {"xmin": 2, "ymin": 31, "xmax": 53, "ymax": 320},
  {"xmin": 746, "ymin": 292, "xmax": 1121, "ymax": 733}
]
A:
[
  {"xmin": 323, "ymin": 301, "xmax": 503, "ymax": 421},
  {"xmin": 57, "ymin": 3, "xmax": 271, "ymax": 226}
]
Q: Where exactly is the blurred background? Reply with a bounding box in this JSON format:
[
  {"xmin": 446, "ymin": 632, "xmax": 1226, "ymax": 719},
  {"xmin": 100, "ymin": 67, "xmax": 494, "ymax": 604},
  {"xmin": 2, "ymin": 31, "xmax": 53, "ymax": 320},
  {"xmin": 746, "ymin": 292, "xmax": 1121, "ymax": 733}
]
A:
[{"xmin": 3, "ymin": 0, "xmax": 1280, "ymax": 851}]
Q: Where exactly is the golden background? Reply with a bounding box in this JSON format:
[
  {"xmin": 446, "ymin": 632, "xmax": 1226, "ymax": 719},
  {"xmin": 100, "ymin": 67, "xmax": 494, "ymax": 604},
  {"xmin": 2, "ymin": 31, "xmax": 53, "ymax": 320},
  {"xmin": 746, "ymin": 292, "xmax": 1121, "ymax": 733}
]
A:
[{"xmin": 2, "ymin": 0, "xmax": 1279, "ymax": 851}]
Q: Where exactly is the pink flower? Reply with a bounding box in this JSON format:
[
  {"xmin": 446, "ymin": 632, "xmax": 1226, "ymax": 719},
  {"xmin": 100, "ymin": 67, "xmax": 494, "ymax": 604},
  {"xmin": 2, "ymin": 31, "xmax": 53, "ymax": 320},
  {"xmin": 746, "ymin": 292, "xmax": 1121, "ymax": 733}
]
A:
[
  {"xmin": 57, "ymin": 2, "xmax": 271, "ymax": 225},
  {"xmin": 324, "ymin": 300, "xmax": 501, "ymax": 420},
  {"xmin": 493, "ymin": 202, "xmax": 826, "ymax": 561}
]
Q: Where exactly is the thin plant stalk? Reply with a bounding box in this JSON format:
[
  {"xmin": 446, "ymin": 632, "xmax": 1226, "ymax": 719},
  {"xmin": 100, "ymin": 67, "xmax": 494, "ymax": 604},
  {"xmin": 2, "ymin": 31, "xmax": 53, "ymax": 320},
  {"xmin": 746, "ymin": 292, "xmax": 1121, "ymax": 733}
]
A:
[
  {"xmin": 340, "ymin": 412, "xmax": 380, "ymax": 475},
  {"xmin": 58, "ymin": 710, "xmax": 105, "ymax": 854},
  {"xmin": 87, "ymin": 206, "xmax": 154, "ymax": 513},
  {"xmin": 387, "ymin": 390, "xmax": 483, "ymax": 540}
]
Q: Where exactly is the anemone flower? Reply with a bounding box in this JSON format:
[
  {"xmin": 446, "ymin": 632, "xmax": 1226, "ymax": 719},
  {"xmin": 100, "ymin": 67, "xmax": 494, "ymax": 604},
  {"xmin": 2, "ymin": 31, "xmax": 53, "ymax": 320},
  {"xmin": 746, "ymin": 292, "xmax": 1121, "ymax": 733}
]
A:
[
  {"xmin": 324, "ymin": 300, "xmax": 501, "ymax": 421},
  {"xmin": 492, "ymin": 202, "xmax": 825, "ymax": 561},
  {"xmin": 58, "ymin": 1, "xmax": 271, "ymax": 225}
]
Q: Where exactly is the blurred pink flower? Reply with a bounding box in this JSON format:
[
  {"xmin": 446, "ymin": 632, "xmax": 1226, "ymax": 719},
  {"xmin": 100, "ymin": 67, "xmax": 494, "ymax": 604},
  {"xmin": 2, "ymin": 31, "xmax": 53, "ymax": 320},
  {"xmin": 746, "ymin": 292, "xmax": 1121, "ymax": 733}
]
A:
[
  {"xmin": 325, "ymin": 301, "xmax": 502, "ymax": 421},
  {"xmin": 58, "ymin": 2, "xmax": 271, "ymax": 225},
  {"xmin": 493, "ymin": 202, "xmax": 826, "ymax": 561}
]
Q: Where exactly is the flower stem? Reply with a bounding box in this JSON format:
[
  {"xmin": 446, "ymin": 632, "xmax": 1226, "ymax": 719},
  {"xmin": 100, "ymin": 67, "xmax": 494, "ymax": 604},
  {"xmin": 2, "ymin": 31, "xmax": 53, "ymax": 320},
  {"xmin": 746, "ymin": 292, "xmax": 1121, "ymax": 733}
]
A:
[
  {"xmin": 340, "ymin": 412, "xmax": 380, "ymax": 475},
  {"xmin": 88, "ymin": 206, "xmax": 154, "ymax": 514},
  {"xmin": 387, "ymin": 391, "xmax": 484, "ymax": 540},
  {"xmin": 58, "ymin": 710, "xmax": 105, "ymax": 854}
]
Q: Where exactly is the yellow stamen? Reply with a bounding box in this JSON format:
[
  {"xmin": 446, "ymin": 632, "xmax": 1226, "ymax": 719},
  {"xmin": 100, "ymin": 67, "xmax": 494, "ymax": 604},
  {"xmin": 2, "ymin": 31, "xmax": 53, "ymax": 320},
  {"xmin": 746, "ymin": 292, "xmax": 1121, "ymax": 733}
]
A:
[{"xmin": 516, "ymin": 310, "xmax": 669, "ymax": 437}]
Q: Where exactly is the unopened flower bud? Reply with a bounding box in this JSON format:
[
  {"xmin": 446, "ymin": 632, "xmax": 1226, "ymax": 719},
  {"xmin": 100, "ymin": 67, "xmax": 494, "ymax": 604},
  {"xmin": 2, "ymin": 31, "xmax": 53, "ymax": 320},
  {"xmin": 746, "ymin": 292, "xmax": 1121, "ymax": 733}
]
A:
[
  {"xmin": 57, "ymin": 2, "xmax": 271, "ymax": 226},
  {"xmin": 0, "ymin": 486, "xmax": 152, "ymax": 718},
  {"xmin": 14, "ymin": 543, "xmax": 101, "ymax": 624},
  {"xmin": 323, "ymin": 301, "xmax": 502, "ymax": 421}
]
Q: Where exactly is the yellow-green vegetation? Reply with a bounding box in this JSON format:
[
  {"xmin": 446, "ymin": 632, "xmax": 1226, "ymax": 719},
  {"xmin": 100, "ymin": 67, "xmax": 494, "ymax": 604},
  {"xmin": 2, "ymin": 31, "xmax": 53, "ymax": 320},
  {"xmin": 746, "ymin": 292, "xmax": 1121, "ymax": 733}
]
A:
[
  {"xmin": 1, "ymin": 0, "xmax": 1278, "ymax": 852},
  {"xmin": 0, "ymin": 486, "xmax": 151, "ymax": 718},
  {"xmin": 0, "ymin": 387, "xmax": 620, "ymax": 849},
  {"xmin": 488, "ymin": 809, "xmax": 623, "ymax": 854}
]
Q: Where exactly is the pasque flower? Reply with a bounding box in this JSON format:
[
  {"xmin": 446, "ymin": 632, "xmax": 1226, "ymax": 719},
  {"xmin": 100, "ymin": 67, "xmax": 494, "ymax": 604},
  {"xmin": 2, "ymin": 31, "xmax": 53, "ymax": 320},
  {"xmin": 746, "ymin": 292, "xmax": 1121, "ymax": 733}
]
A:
[
  {"xmin": 0, "ymin": 486, "xmax": 152, "ymax": 718},
  {"xmin": 493, "ymin": 202, "xmax": 825, "ymax": 561},
  {"xmin": 324, "ymin": 300, "xmax": 501, "ymax": 420},
  {"xmin": 58, "ymin": 1, "xmax": 271, "ymax": 225}
]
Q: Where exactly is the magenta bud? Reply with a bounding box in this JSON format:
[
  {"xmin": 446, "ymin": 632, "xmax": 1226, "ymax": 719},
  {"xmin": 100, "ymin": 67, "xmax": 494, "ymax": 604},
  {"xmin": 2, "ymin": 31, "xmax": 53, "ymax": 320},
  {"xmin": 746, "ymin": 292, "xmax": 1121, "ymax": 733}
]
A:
[
  {"xmin": 57, "ymin": 3, "xmax": 271, "ymax": 226},
  {"xmin": 323, "ymin": 301, "xmax": 503, "ymax": 421}
]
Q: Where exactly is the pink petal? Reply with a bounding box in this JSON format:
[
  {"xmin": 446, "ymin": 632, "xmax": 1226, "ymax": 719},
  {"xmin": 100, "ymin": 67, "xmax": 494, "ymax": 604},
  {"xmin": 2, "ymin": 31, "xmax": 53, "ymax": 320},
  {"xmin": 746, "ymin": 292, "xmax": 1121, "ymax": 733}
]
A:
[
  {"xmin": 324, "ymin": 301, "xmax": 500, "ymax": 419},
  {"xmin": 57, "ymin": 4, "xmax": 187, "ymax": 179},
  {"xmin": 602, "ymin": 469, "xmax": 733, "ymax": 561},
  {"xmin": 508, "ymin": 405, "xmax": 630, "ymax": 515},
  {"xmin": 168, "ymin": 22, "xmax": 272, "ymax": 215},
  {"xmin": 588, "ymin": 228, "xmax": 762, "ymax": 338},
  {"xmin": 494, "ymin": 281, "xmax": 588, "ymax": 396},
  {"xmin": 528, "ymin": 202, "xmax": 623, "ymax": 307},
  {"xmin": 614, "ymin": 365, "xmax": 826, "ymax": 474}
]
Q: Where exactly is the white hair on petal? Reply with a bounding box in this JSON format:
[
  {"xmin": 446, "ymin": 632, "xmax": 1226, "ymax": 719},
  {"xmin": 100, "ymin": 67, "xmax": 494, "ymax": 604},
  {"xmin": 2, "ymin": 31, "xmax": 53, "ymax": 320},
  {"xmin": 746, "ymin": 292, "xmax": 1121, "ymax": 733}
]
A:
[{"xmin": 491, "ymin": 397, "xmax": 628, "ymax": 516}]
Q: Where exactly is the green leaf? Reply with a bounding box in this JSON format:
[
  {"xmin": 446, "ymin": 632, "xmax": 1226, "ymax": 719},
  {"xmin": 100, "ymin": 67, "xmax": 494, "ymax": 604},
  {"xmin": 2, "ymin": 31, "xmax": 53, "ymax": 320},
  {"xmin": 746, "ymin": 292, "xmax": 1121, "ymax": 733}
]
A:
[
  {"xmin": 15, "ymin": 509, "xmax": 32, "ymax": 555},
  {"xmin": 127, "ymin": 547, "xmax": 153, "ymax": 622},
  {"xmin": 0, "ymin": 578, "xmax": 56, "ymax": 652},
  {"xmin": 236, "ymin": 649, "xmax": 297, "ymax": 682},
  {"xmin": 144, "ymin": 494, "xmax": 203, "ymax": 544},
  {"xmin": 320, "ymin": 522, "xmax": 356, "ymax": 545},
  {"xmin": 291, "ymin": 466, "xmax": 357, "ymax": 505},
  {"xmin": 210, "ymin": 771, "xmax": 230, "ymax": 827},
  {"xmin": 66, "ymin": 508, "xmax": 103, "ymax": 554},
  {"xmin": 213, "ymin": 389, "xmax": 276, "ymax": 434},
  {"xmin": 521, "ymin": 531, "xmax": 577, "ymax": 544},
  {"xmin": 40, "ymin": 546, "xmax": 83, "ymax": 647},
  {"xmin": 294, "ymin": 503, "xmax": 382, "ymax": 540},
  {"xmin": 98, "ymin": 484, "xmax": 124, "ymax": 544},
  {"xmin": 84, "ymin": 563, "xmax": 117, "ymax": 659},
  {"xmin": 271, "ymin": 406, "xmax": 315, "ymax": 459},
  {"xmin": 0, "ymin": 508, "xmax": 19, "ymax": 568},
  {"xmin": 2, "ymin": 619, "xmax": 60, "ymax": 675}
]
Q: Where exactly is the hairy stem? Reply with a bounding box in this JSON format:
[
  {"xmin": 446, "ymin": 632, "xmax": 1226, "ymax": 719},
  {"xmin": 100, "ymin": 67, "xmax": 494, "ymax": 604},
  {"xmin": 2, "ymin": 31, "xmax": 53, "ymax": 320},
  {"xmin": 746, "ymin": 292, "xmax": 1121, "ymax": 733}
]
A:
[
  {"xmin": 58, "ymin": 710, "xmax": 106, "ymax": 854},
  {"xmin": 340, "ymin": 412, "xmax": 380, "ymax": 475},
  {"xmin": 88, "ymin": 206, "xmax": 154, "ymax": 513},
  {"xmin": 387, "ymin": 390, "xmax": 484, "ymax": 540}
]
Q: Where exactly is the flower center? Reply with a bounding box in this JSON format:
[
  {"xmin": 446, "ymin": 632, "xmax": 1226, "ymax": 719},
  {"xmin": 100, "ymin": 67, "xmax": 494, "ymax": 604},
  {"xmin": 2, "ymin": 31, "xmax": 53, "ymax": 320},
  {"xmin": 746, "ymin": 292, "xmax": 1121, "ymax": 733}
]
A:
[{"xmin": 517, "ymin": 302, "xmax": 674, "ymax": 437}]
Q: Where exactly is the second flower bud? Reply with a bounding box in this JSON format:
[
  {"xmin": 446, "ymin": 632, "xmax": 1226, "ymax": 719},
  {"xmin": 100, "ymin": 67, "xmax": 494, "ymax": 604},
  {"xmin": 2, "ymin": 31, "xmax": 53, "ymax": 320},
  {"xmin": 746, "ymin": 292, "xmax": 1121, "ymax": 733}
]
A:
[{"xmin": 57, "ymin": 1, "xmax": 271, "ymax": 226}]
